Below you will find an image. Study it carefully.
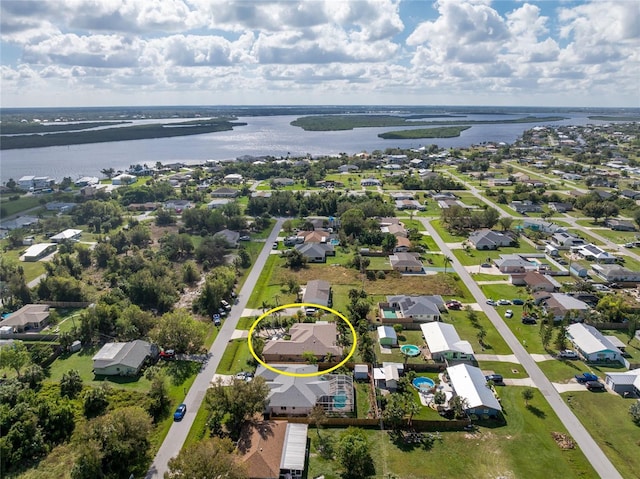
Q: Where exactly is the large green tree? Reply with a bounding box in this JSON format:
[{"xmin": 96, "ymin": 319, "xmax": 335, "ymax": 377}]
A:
[
  {"xmin": 336, "ymin": 428, "xmax": 375, "ymax": 479},
  {"xmin": 205, "ymin": 376, "xmax": 269, "ymax": 441},
  {"xmin": 165, "ymin": 437, "xmax": 247, "ymax": 479},
  {"xmin": 150, "ymin": 309, "xmax": 207, "ymax": 354}
]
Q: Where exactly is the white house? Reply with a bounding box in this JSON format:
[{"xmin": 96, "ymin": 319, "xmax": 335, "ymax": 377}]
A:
[
  {"xmin": 605, "ymin": 370, "xmax": 640, "ymax": 396},
  {"xmin": 566, "ymin": 323, "xmax": 623, "ymax": 364},
  {"xmin": 420, "ymin": 322, "xmax": 474, "ymax": 362},
  {"xmin": 446, "ymin": 364, "xmax": 502, "ymax": 417},
  {"xmin": 50, "ymin": 229, "xmax": 82, "ymax": 243},
  {"xmin": 377, "ymin": 325, "xmax": 398, "ymax": 347}
]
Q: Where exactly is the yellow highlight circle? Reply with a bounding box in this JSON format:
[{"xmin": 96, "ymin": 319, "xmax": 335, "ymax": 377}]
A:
[{"xmin": 247, "ymin": 302, "xmax": 357, "ymax": 378}]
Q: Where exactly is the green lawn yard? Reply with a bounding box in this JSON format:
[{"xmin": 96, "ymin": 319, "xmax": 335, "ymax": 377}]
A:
[
  {"xmin": 562, "ymin": 391, "xmax": 640, "ymax": 479},
  {"xmin": 307, "ymin": 386, "xmax": 597, "ymax": 479},
  {"xmin": 445, "ymin": 309, "xmax": 512, "ymax": 355}
]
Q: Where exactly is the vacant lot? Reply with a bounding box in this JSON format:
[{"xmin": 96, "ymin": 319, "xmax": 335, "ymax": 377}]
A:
[{"xmin": 562, "ymin": 391, "xmax": 640, "ymax": 479}]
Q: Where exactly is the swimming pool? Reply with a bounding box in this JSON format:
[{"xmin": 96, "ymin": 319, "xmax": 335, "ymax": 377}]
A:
[
  {"xmin": 333, "ymin": 391, "xmax": 348, "ymax": 409},
  {"xmin": 401, "ymin": 344, "xmax": 421, "ymax": 357},
  {"xmin": 412, "ymin": 377, "xmax": 435, "ymax": 391}
]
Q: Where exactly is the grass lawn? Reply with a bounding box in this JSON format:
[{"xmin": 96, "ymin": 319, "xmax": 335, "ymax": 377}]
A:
[
  {"xmin": 472, "ymin": 273, "xmax": 509, "ymax": 281},
  {"xmin": 566, "ymin": 228, "xmax": 605, "ymax": 246},
  {"xmin": 562, "ymin": 391, "xmax": 640, "ymax": 479},
  {"xmin": 1, "ymin": 247, "xmax": 46, "ymax": 282},
  {"xmin": 445, "ymin": 310, "xmax": 512, "ymax": 355},
  {"xmin": 537, "ymin": 358, "xmax": 588, "ymax": 383},
  {"xmin": 478, "ymin": 361, "xmax": 529, "ymax": 380},
  {"xmin": 430, "ymin": 219, "xmax": 468, "ymax": 243},
  {"xmin": 480, "ymin": 283, "xmax": 526, "ymax": 301},
  {"xmin": 216, "ymin": 339, "xmax": 255, "ymax": 375},
  {"xmin": 355, "ymin": 381, "xmax": 373, "ymax": 419},
  {"xmin": 307, "ymin": 386, "xmax": 597, "ymax": 479},
  {"xmin": 580, "ymin": 227, "xmax": 639, "ymax": 244},
  {"xmin": 453, "ymin": 243, "xmax": 538, "ymax": 267},
  {"xmin": 365, "ymin": 256, "xmax": 393, "ymax": 271},
  {"xmin": 0, "ymin": 194, "xmax": 43, "ymax": 216}
]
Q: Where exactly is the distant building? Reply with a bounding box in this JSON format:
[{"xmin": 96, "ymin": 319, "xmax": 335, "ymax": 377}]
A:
[
  {"xmin": 50, "ymin": 229, "xmax": 82, "ymax": 243},
  {"xmin": 0, "ymin": 304, "xmax": 50, "ymax": 332},
  {"xmin": 92, "ymin": 340, "xmax": 157, "ymax": 376},
  {"xmin": 111, "ymin": 173, "xmax": 136, "ymax": 185},
  {"xmin": 22, "ymin": 243, "xmax": 56, "ymax": 262}
]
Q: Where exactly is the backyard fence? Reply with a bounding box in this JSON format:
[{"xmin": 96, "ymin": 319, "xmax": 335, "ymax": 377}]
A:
[
  {"xmin": 35, "ymin": 301, "xmax": 92, "ymax": 308},
  {"xmin": 284, "ymin": 416, "xmax": 469, "ymax": 431}
]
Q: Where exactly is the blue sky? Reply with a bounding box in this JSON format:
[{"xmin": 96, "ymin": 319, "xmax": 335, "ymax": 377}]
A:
[{"xmin": 1, "ymin": 0, "xmax": 638, "ymax": 108}]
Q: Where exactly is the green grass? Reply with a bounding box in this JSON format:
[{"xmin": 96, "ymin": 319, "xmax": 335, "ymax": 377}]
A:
[
  {"xmin": 577, "ymin": 226, "xmax": 638, "ymax": 244},
  {"xmin": 0, "ymin": 194, "xmax": 43, "ymax": 216},
  {"xmin": 1, "ymin": 247, "xmax": 46, "ymax": 282},
  {"xmin": 453, "ymin": 244, "xmax": 539, "ymax": 267},
  {"xmin": 307, "ymin": 386, "xmax": 597, "ymax": 479},
  {"xmin": 430, "ymin": 219, "xmax": 468, "ymax": 243},
  {"xmin": 184, "ymin": 400, "xmax": 213, "ymax": 448},
  {"xmin": 245, "ymin": 255, "xmax": 279, "ymax": 308},
  {"xmin": 355, "ymin": 381, "xmax": 373, "ymax": 419},
  {"xmin": 445, "ymin": 310, "xmax": 513, "ymax": 355},
  {"xmin": 476, "ymin": 361, "xmax": 528, "ymax": 378},
  {"xmin": 566, "ymin": 228, "xmax": 605, "ymax": 246},
  {"xmin": 562, "ymin": 391, "xmax": 640, "ymax": 479},
  {"xmin": 215, "ymin": 339, "xmax": 254, "ymax": 375},
  {"xmin": 236, "ymin": 316, "xmax": 257, "ymax": 330},
  {"xmin": 537, "ymin": 358, "xmax": 588, "ymax": 383},
  {"xmin": 480, "ymin": 283, "xmax": 526, "ymax": 301},
  {"xmin": 472, "ymin": 273, "xmax": 509, "ymax": 281}
]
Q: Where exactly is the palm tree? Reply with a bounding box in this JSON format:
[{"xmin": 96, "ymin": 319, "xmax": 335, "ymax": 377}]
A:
[{"xmin": 443, "ymin": 255, "xmax": 452, "ymax": 274}]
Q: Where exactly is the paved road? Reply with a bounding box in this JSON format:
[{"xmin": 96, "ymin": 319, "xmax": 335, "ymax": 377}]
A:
[
  {"xmin": 145, "ymin": 217, "xmax": 285, "ymax": 479},
  {"xmin": 418, "ymin": 217, "xmax": 622, "ymax": 479}
]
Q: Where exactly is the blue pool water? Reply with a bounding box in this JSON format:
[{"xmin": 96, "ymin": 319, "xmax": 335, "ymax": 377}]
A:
[
  {"xmin": 401, "ymin": 344, "xmax": 421, "ymax": 357},
  {"xmin": 333, "ymin": 392, "xmax": 347, "ymax": 408},
  {"xmin": 413, "ymin": 377, "xmax": 435, "ymax": 391}
]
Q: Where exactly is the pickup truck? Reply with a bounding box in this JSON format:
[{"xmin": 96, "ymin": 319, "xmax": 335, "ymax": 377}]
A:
[{"xmin": 575, "ymin": 372, "xmax": 598, "ymax": 384}]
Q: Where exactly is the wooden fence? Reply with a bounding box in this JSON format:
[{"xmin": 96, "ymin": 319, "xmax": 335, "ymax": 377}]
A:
[
  {"xmin": 284, "ymin": 416, "xmax": 469, "ymax": 431},
  {"xmin": 35, "ymin": 301, "xmax": 92, "ymax": 308}
]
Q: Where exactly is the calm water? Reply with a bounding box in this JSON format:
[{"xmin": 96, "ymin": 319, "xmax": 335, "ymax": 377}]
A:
[{"xmin": 0, "ymin": 112, "xmax": 614, "ymax": 183}]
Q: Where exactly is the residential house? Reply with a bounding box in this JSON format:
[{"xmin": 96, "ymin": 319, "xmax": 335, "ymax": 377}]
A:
[
  {"xmin": 23, "ymin": 243, "xmax": 56, "ymax": 262},
  {"xmin": 373, "ymin": 363, "xmax": 403, "ymax": 391},
  {"xmin": 487, "ymin": 178, "xmax": 512, "ymax": 187},
  {"xmin": 551, "ymin": 232, "xmax": 586, "ymax": 249},
  {"xmin": 393, "ymin": 236, "xmax": 412, "ymax": 253},
  {"xmin": 468, "ymin": 229, "xmax": 514, "ymax": 250},
  {"xmin": 0, "ymin": 304, "xmax": 50, "ymax": 332},
  {"xmin": 566, "ymin": 323, "xmax": 623, "ymax": 363},
  {"xmin": 514, "ymin": 271, "xmax": 559, "ymax": 292},
  {"xmin": 446, "ymin": 364, "xmax": 502, "ymax": 417},
  {"xmin": 575, "ymin": 244, "xmax": 617, "ymax": 263},
  {"xmin": 302, "ymin": 280, "xmax": 332, "ymax": 307},
  {"xmin": 389, "ymin": 252, "xmax": 423, "ymax": 273},
  {"xmin": 380, "ymin": 295, "xmax": 444, "ymax": 324},
  {"xmin": 605, "ymin": 219, "xmax": 636, "ymax": 232},
  {"xmin": 605, "ymin": 370, "xmax": 640, "ymax": 396},
  {"xmin": 380, "ymin": 223, "xmax": 407, "ymax": 237},
  {"xmin": 591, "ymin": 264, "xmax": 640, "ymax": 283},
  {"xmin": 377, "ymin": 326, "xmax": 398, "ymax": 347},
  {"xmin": 620, "ymin": 190, "xmax": 640, "ymax": 200},
  {"xmin": 420, "ymin": 322, "xmax": 474, "ymax": 362},
  {"xmin": 50, "ymin": 229, "xmax": 82, "ymax": 243},
  {"xmin": 509, "ymin": 200, "xmax": 542, "ymax": 213},
  {"xmin": 224, "ymin": 173, "xmax": 244, "ymax": 184},
  {"xmin": 395, "ymin": 199, "xmax": 425, "ymax": 210},
  {"xmin": 548, "ymin": 202, "xmax": 574, "ymax": 213},
  {"xmin": 163, "ymin": 199, "xmax": 192, "ymax": 211},
  {"xmin": 542, "ymin": 293, "xmax": 591, "ymax": 322},
  {"xmin": 271, "ymin": 178, "xmax": 295, "ymax": 186},
  {"xmin": 390, "ymin": 192, "xmax": 415, "ymax": 201},
  {"xmin": 75, "ymin": 176, "xmax": 99, "ymax": 187},
  {"xmin": 295, "ymin": 243, "xmax": 335, "ymax": 263},
  {"xmin": 360, "ymin": 178, "xmax": 381, "ymax": 187},
  {"xmin": 238, "ymin": 421, "xmax": 308, "ymax": 479},
  {"xmin": 299, "ymin": 230, "xmax": 331, "ymax": 244},
  {"xmin": 262, "ymin": 322, "xmax": 342, "ymax": 362},
  {"xmin": 523, "ymin": 219, "xmax": 565, "ymax": 234},
  {"xmin": 494, "ymin": 254, "xmax": 540, "ymax": 274},
  {"xmin": 92, "ymin": 340, "xmax": 157, "ymax": 376},
  {"xmin": 211, "ymin": 187, "xmax": 240, "ymax": 197},
  {"xmin": 256, "ymin": 364, "xmax": 354, "ymax": 416},
  {"xmin": 338, "ymin": 164, "xmax": 359, "ymax": 173},
  {"xmin": 214, "ymin": 229, "xmax": 240, "ymax": 248},
  {"xmin": 45, "ymin": 202, "xmax": 77, "ymax": 213},
  {"xmin": 111, "ymin": 173, "xmax": 136, "ymax": 185},
  {"xmin": 207, "ymin": 198, "xmax": 232, "ymax": 209},
  {"xmin": 18, "ymin": 175, "xmax": 54, "ymax": 190},
  {"xmin": 562, "ymin": 173, "xmax": 583, "ymax": 181}
]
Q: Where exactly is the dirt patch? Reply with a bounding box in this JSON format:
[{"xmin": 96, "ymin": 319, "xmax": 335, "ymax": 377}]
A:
[
  {"xmin": 147, "ymin": 223, "xmax": 180, "ymax": 245},
  {"xmin": 174, "ymin": 276, "xmax": 206, "ymax": 310},
  {"xmin": 272, "ymin": 264, "xmax": 464, "ymax": 296},
  {"xmin": 551, "ymin": 432, "xmax": 575, "ymax": 449}
]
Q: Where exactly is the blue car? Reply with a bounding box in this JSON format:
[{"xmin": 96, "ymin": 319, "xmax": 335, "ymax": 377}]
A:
[
  {"xmin": 575, "ymin": 373, "xmax": 598, "ymax": 384},
  {"xmin": 174, "ymin": 403, "xmax": 187, "ymax": 421},
  {"xmin": 512, "ymin": 299, "xmax": 525, "ymax": 305}
]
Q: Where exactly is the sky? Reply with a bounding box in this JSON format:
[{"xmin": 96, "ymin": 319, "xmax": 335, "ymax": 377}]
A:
[{"xmin": 1, "ymin": 0, "xmax": 639, "ymax": 108}]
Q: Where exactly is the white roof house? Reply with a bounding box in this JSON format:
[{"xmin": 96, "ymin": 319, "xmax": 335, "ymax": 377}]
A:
[
  {"xmin": 50, "ymin": 229, "xmax": 82, "ymax": 242},
  {"xmin": 447, "ymin": 364, "xmax": 502, "ymax": 416},
  {"xmin": 421, "ymin": 322, "xmax": 474, "ymax": 361},
  {"xmin": 377, "ymin": 325, "xmax": 397, "ymax": 346},
  {"xmin": 22, "ymin": 243, "xmax": 56, "ymax": 261},
  {"xmin": 280, "ymin": 423, "xmax": 308, "ymax": 475},
  {"xmin": 566, "ymin": 323, "xmax": 623, "ymax": 363}
]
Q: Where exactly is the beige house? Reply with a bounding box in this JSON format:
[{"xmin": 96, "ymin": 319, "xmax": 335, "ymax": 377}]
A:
[
  {"xmin": 0, "ymin": 304, "xmax": 50, "ymax": 332},
  {"xmin": 262, "ymin": 322, "xmax": 342, "ymax": 362},
  {"xmin": 389, "ymin": 252, "xmax": 423, "ymax": 273}
]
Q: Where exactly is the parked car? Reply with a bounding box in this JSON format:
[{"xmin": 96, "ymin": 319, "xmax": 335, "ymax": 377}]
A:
[
  {"xmin": 485, "ymin": 374, "xmax": 504, "ymax": 384},
  {"xmin": 221, "ymin": 300, "xmax": 231, "ymax": 310},
  {"xmin": 235, "ymin": 372, "xmax": 254, "ymax": 382},
  {"xmin": 511, "ymin": 299, "xmax": 524, "ymax": 305},
  {"xmin": 481, "ymin": 262, "xmax": 492, "ymax": 268},
  {"xmin": 624, "ymin": 242, "xmax": 634, "ymax": 248},
  {"xmin": 446, "ymin": 301, "xmax": 462, "ymax": 310},
  {"xmin": 174, "ymin": 403, "xmax": 187, "ymax": 421},
  {"xmin": 239, "ymin": 235, "xmax": 251, "ymax": 241},
  {"xmin": 486, "ymin": 299, "xmax": 497, "ymax": 306},
  {"xmin": 159, "ymin": 349, "xmax": 175, "ymax": 360},
  {"xmin": 504, "ymin": 309, "xmax": 513, "ymax": 319},
  {"xmin": 586, "ymin": 381, "xmax": 605, "ymax": 391},
  {"xmin": 557, "ymin": 259, "xmax": 568, "ymax": 265},
  {"xmin": 272, "ymin": 242, "xmax": 278, "ymax": 249},
  {"xmin": 558, "ymin": 349, "xmax": 578, "ymax": 359},
  {"xmin": 213, "ymin": 313, "xmax": 221, "ymax": 326},
  {"xmin": 575, "ymin": 372, "xmax": 598, "ymax": 384},
  {"xmin": 497, "ymin": 299, "xmax": 511, "ymax": 305},
  {"xmin": 521, "ymin": 316, "xmax": 537, "ymax": 325}
]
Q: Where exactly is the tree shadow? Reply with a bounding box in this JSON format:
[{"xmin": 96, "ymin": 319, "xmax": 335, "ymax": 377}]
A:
[
  {"xmin": 526, "ymin": 405, "xmax": 546, "ymax": 419},
  {"xmin": 165, "ymin": 360, "xmax": 201, "ymax": 386}
]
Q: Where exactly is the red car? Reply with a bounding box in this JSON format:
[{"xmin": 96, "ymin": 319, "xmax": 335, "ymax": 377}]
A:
[
  {"xmin": 446, "ymin": 301, "xmax": 462, "ymax": 310},
  {"xmin": 159, "ymin": 349, "xmax": 175, "ymax": 360}
]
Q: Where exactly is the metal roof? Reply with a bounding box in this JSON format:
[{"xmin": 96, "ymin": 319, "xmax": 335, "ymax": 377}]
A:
[{"xmin": 280, "ymin": 423, "xmax": 308, "ymax": 471}]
